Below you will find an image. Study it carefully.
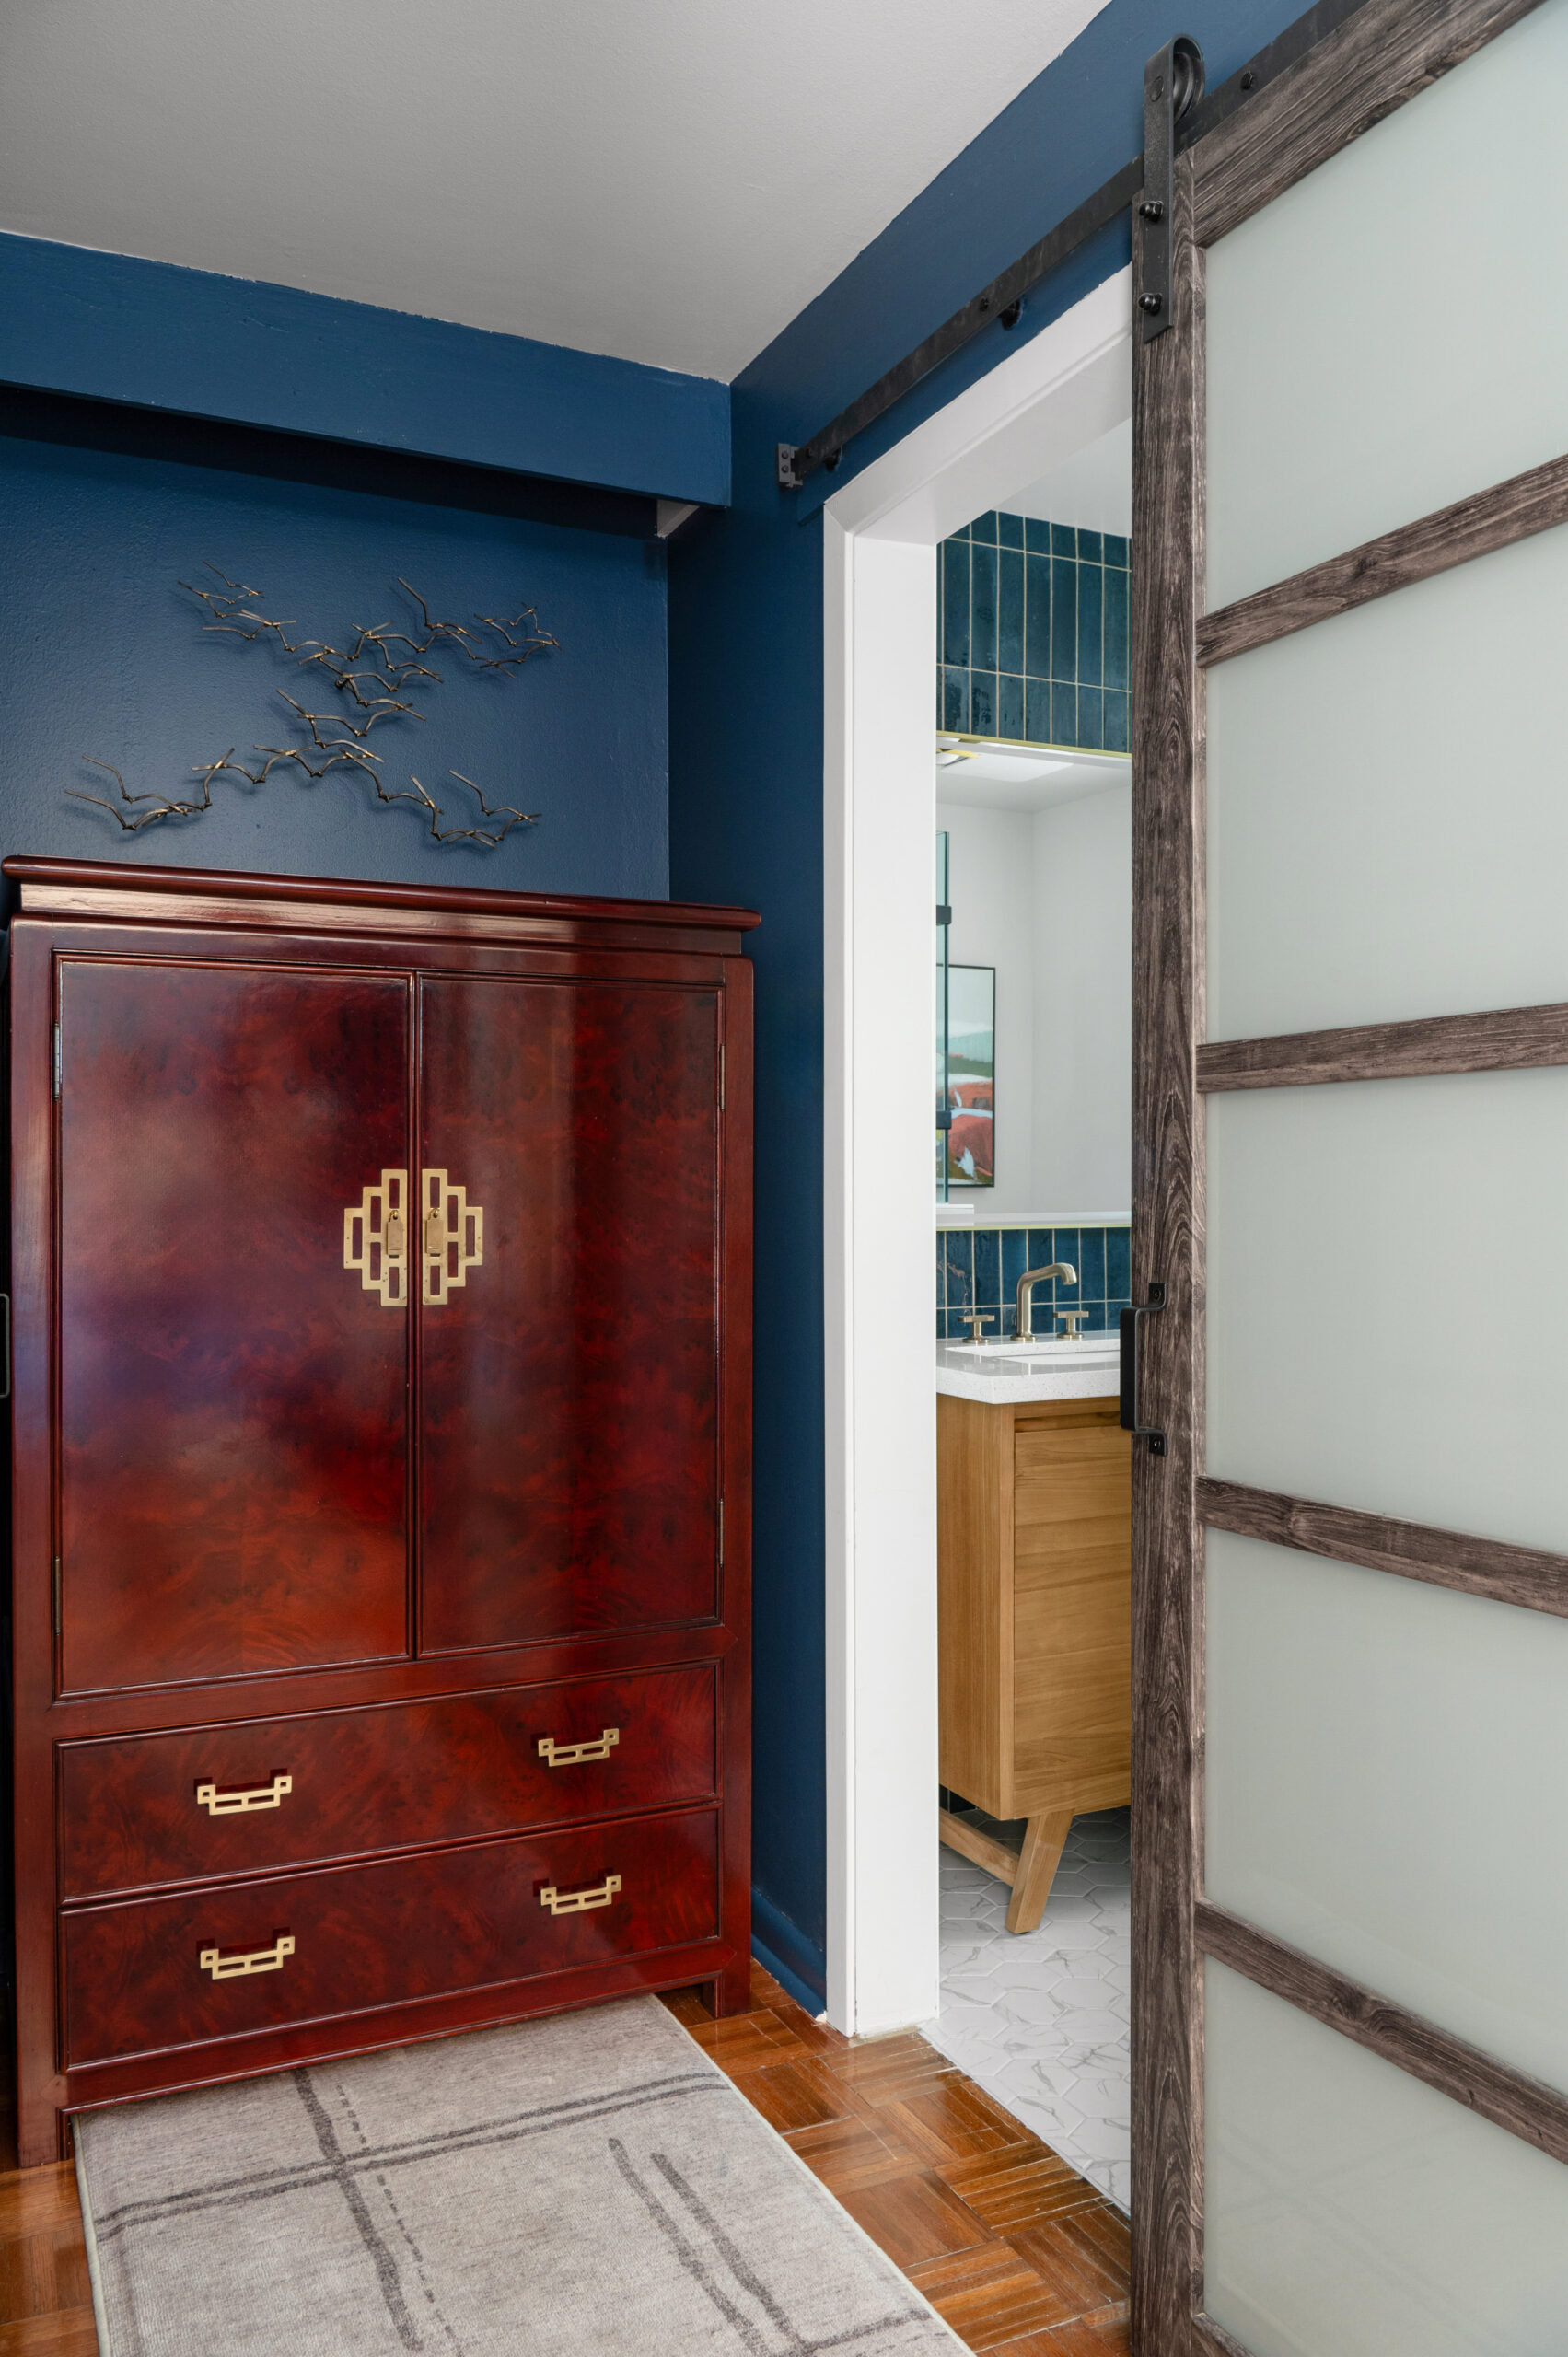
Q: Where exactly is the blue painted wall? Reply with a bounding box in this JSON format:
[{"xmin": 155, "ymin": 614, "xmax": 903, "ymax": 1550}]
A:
[
  {"xmin": 0, "ymin": 389, "xmax": 668, "ymax": 895},
  {"xmin": 668, "ymin": 0, "xmax": 1308, "ymax": 2001},
  {"xmin": 0, "ymin": 233, "xmax": 730, "ymax": 508}
]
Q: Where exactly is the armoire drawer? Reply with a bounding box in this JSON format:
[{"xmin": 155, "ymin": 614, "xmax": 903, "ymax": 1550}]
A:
[
  {"xmin": 63, "ymin": 1805, "xmax": 721, "ymax": 2069},
  {"xmin": 58, "ymin": 1666, "xmax": 718, "ymax": 1901}
]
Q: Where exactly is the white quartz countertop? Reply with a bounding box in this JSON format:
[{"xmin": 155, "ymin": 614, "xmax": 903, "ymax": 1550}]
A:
[{"xmin": 936, "ymin": 1334, "xmax": 1122, "ymax": 1405}]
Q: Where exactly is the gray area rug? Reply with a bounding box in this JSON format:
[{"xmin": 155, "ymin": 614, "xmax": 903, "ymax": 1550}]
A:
[{"xmin": 75, "ymin": 1994, "xmax": 962, "ymax": 2356}]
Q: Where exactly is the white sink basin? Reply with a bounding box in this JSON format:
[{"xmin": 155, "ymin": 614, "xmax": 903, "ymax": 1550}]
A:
[
  {"xmin": 937, "ymin": 1332, "xmax": 1121, "ymax": 1403},
  {"xmin": 948, "ymin": 1333, "xmax": 1119, "ymax": 1362}
]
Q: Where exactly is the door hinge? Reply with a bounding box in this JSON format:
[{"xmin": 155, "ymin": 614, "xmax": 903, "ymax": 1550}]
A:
[
  {"xmin": 1138, "ymin": 35, "xmax": 1204, "ymax": 340},
  {"xmin": 52, "ymin": 1024, "xmax": 62, "ymax": 1099},
  {"xmin": 52, "ymin": 1557, "xmax": 62, "ymax": 1637},
  {"xmin": 719, "ymin": 1045, "xmax": 726, "ymax": 1112},
  {"xmin": 718, "ymin": 1497, "xmax": 725, "ymax": 1568}
]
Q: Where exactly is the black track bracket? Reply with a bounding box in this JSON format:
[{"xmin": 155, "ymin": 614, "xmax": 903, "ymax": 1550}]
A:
[{"xmin": 1138, "ymin": 36, "xmax": 1204, "ymax": 340}]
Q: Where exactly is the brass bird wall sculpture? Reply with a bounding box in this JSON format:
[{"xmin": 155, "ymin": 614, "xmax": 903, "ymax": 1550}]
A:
[{"xmin": 71, "ymin": 566, "xmax": 557, "ymax": 845}]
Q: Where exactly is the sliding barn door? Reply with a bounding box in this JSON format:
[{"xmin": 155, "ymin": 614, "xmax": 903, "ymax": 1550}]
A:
[{"xmin": 1131, "ymin": 0, "xmax": 1568, "ymax": 2348}]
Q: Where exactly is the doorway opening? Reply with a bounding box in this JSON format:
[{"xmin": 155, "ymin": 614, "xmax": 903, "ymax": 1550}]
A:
[{"xmin": 822, "ymin": 268, "xmax": 1133, "ymax": 2214}]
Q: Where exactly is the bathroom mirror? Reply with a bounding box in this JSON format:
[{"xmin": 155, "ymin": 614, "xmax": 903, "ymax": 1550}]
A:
[{"xmin": 934, "ymin": 435, "xmax": 1132, "ymax": 1226}]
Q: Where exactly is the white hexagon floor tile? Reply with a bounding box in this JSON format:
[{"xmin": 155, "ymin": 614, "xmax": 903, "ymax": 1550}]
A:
[{"xmin": 921, "ymin": 1805, "xmax": 1131, "ymax": 2212}]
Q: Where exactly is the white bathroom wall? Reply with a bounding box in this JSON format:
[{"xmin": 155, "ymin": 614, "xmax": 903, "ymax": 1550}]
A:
[
  {"xmin": 936, "ymin": 799, "xmax": 1036, "ymax": 1213},
  {"xmin": 1031, "ymin": 784, "xmax": 1131, "ymax": 1212}
]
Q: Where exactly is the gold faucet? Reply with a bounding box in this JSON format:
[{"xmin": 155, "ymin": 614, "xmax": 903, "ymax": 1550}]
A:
[{"xmin": 1015, "ymin": 1262, "xmax": 1076, "ymax": 1342}]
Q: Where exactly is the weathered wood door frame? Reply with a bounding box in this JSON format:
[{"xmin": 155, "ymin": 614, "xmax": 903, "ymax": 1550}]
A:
[{"xmin": 1129, "ymin": 0, "xmax": 1568, "ymax": 2346}]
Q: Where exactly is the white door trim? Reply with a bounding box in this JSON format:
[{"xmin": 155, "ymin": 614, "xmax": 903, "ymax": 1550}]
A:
[{"xmin": 822, "ymin": 267, "xmax": 1132, "ymax": 2035}]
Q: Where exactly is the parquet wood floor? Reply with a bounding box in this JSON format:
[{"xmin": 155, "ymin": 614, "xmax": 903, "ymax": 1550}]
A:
[
  {"xmin": 0, "ymin": 1965, "xmax": 1129, "ymax": 2355},
  {"xmin": 660, "ymin": 1964, "xmax": 1130, "ymax": 2354}
]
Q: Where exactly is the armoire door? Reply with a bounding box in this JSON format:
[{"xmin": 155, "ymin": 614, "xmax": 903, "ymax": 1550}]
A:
[
  {"xmin": 417, "ymin": 975, "xmax": 722, "ymax": 1649},
  {"xmin": 1132, "ymin": 0, "xmax": 1568, "ymax": 2349},
  {"xmin": 58, "ymin": 959, "xmax": 412, "ymax": 1691}
]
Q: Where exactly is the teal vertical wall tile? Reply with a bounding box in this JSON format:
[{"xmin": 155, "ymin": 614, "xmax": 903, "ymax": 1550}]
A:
[
  {"xmin": 1025, "ymin": 553, "xmax": 1051, "ymax": 678},
  {"xmin": 942, "ymin": 537, "xmax": 970, "ymax": 669},
  {"xmin": 1076, "ymin": 563, "xmax": 1103, "ymax": 687},
  {"xmin": 971, "ymin": 540, "xmax": 997, "ymax": 674},
  {"xmin": 1108, "ymin": 1228, "xmax": 1131, "ymax": 1298},
  {"xmin": 1051, "ymin": 557, "xmax": 1076, "ymax": 680},
  {"xmin": 998, "ymin": 547, "xmax": 1025, "ymax": 674},
  {"xmin": 937, "ymin": 512, "xmax": 1133, "ymax": 758},
  {"xmin": 1103, "ymin": 564, "xmax": 1128, "ymax": 693},
  {"xmin": 936, "ymin": 1225, "xmax": 1133, "ymax": 1336}
]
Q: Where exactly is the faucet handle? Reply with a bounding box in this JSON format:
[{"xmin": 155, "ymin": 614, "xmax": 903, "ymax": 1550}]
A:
[
  {"xmin": 1056, "ymin": 1308, "xmax": 1089, "ymax": 1340},
  {"xmin": 958, "ymin": 1312, "xmax": 994, "ymax": 1344}
]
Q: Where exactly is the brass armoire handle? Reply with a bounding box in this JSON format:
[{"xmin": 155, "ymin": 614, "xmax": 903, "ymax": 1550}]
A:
[
  {"xmin": 420, "ymin": 1168, "xmax": 484, "ymax": 1306},
  {"xmin": 195, "ymin": 1774, "xmax": 293, "ymax": 1817},
  {"xmin": 344, "ymin": 1169, "xmax": 411, "ymax": 1308},
  {"xmin": 199, "ymin": 1933, "xmax": 295, "ymax": 1980},
  {"xmin": 539, "ymin": 1875, "xmax": 621, "ymax": 1917},
  {"xmin": 538, "ymin": 1729, "xmax": 620, "ymax": 1769},
  {"xmin": 343, "ymin": 1168, "xmax": 484, "ymax": 1307}
]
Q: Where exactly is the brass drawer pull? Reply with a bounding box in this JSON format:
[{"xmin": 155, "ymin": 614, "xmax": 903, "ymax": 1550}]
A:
[
  {"xmin": 540, "ymin": 1874, "xmax": 621, "ymax": 1917},
  {"xmin": 195, "ymin": 1773, "xmax": 293, "ymax": 1817},
  {"xmin": 538, "ymin": 1728, "xmax": 620, "ymax": 1769},
  {"xmin": 199, "ymin": 1933, "xmax": 295, "ymax": 1980}
]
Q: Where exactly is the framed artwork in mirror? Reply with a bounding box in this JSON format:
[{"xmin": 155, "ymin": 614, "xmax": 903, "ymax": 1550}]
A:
[{"xmin": 944, "ymin": 963, "xmax": 994, "ymax": 1188}]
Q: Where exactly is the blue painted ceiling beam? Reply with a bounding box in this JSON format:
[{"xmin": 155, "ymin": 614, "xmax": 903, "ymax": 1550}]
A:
[{"xmin": 0, "ymin": 231, "xmax": 730, "ymax": 510}]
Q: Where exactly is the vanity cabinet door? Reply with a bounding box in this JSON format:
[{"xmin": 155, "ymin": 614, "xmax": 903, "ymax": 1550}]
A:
[
  {"xmin": 57, "ymin": 959, "xmax": 412, "ymax": 1693},
  {"xmin": 417, "ymin": 975, "xmax": 721, "ymax": 1649}
]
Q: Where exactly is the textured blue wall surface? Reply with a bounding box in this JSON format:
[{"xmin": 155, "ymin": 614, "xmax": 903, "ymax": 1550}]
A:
[
  {"xmin": 0, "ymin": 391, "xmax": 668, "ymax": 896},
  {"xmin": 0, "ymin": 232, "xmax": 731, "ymax": 508},
  {"xmin": 668, "ymin": 0, "xmax": 1307, "ymax": 1997}
]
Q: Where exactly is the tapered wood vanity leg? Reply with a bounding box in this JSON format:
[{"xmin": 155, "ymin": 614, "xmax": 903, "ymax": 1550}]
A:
[{"xmin": 1005, "ymin": 1810, "xmax": 1074, "ymax": 1934}]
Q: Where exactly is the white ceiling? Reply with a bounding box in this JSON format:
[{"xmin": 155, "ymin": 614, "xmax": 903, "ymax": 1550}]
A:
[
  {"xmin": 1005, "ymin": 418, "xmax": 1132, "ymax": 535},
  {"xmin": 0, "ymin": 0, "xmax": 1109, "ymax": 386}
]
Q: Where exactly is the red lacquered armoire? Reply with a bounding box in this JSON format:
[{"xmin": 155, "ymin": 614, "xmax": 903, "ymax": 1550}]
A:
[{"xmin": 5, "ymin": 856, "xmax": 756, "ymax": 2165}]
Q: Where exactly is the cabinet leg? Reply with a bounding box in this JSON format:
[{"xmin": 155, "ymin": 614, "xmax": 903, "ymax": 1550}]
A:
[
  {"xmin": 712, "ymin": 1952, "xmax": 755, "ymax": 2017},
  {"xmin": 1005, "ymin": 1810, "xmax": 1074, "ymax": 1934}
]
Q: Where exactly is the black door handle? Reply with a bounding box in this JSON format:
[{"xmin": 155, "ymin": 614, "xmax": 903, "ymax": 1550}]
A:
[{"xmin": 1120, "ymin": 1283, "xmax": 1167, "ymax": 1456}]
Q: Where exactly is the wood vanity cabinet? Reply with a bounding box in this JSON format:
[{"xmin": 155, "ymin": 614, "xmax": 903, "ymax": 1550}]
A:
[
  {"xmin": 937, "ymin": 1392, "xmax": 1131, "ymax": 1932},
  {"xmin": 6, "ymin": 856, "xmax": 756, "ymax": 2165}
]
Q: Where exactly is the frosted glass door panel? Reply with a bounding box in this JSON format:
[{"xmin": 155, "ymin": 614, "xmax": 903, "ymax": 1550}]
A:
[
  {"xmin": 1205, "ymin": 1964, "xmax": 1568, "ymax": 2357},
  {"xmin": 1207, "ymin": 1528, "xmax": 1568, "ymax": 2095},
  {"xmin": 1205, "ymin": 0, "xmax": 1568, "ymax": 610},
  {"xmin": 1206, "ymin": 1068, "xmax": 1568, "ymax": 1552},
  {"xmin": 1208, "ymin": 520, "xmax": 1568, "ymax": 1040}
]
